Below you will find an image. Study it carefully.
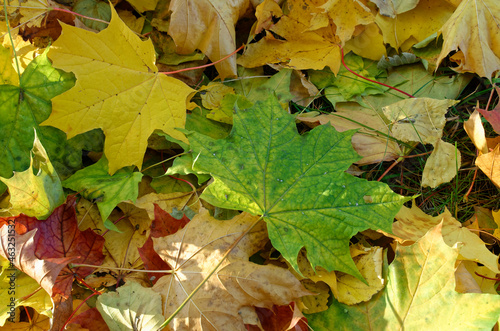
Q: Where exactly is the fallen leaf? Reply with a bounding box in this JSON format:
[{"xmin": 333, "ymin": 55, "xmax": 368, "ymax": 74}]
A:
[
  {"xmin": 464, "ymin": 109, "xmax": 489, "ymax": 154},
  {"xmin": 476, "ymin": 144, "xmax": 500, "ymax": 188},
  {"xmin": 375, "ymin": 0, "xmax": 456, "ymax": 50},
  {"xmin": 238, "ymin": 0, "xmax": 341, "ymax": 73},
  {"xmin": 0, "ymin": 131, "xmax": 65, "ymax": 220},
  {"xmin": 308, "ymin": 224, "xmax": 500, "ymax": 330},
  {"xmin": 437, "ymin": 0, "xmax": 500, "ymax": 78},
  {"xmin": 189, "ymin": 95, "xmax": 406, "ymax": 279},
  {"xmin": 390, "ymin": 202, "xmax": 500, "ymax": 273},
  {"xmin": 476, "ymin": 87, "xmax": 500, "ymax": 134},
  {"xmin": 167, "ymin": 0, "xmax": 250, "ymax": 78},
  {"xmin": 249, "ymin": 303, "xmax": 308, "ymax": 331},
  {"xmin": 370, "ymin": 0, "xmax": 420, "ymax": 18},
  {"xmin": 383, "ymin": 97, "xmax": 459, "ymax": 144},
  {"xmin": 97, "ymin": 281, "xmax": 164, "ymax": 331},
  {"xmin": 62, "ymin": 156, "xmax": 143, "ymax": 223},
  {"xmin": 42, "ymin": 6, "xmax": 195, "ymax": 174},
  {"xmin": 343, "ymin": 23, "xmax": 386, "ymax": 61},
  {"xmin": 421, "ymin": 139, "xmax": 461, "ymax": 188},
  {"xmin": 152, "ymin": 209, "xmax": 311, "ymax": 330}
]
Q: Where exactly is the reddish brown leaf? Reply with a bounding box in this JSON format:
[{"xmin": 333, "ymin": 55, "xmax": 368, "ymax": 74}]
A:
[
  {"xmin": 14, "ymin": 196, "xmax": 105, "ymax": 299},
  {"xmin": 151, "ymin": 203, "xmax": 190, "ymax": 238},
  {"xmin": 477, "ymin": 87, "xmax": 500, "ymax": 135},
  {"xmin": 67, "ymin": 307, "xmax": 110, "ymax": 331},
  {"xmin": 20, "ymin": 10, "xmax": 75, "ymax": 44},
  {"xmin": 137, "ymin": 236, "xmax": 171, "ymax": 285},
  {"xmin": 0, "ymin": 226, "xmax": 72, "ymax": 297},
  {"xmin": 248, "ymin": 303, "xmax": 308, "ymax": 331}
]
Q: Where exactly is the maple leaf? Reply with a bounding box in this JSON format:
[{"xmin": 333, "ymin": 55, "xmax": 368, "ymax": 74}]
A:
[
  {"xmin": 0, "ymin": 131, "xmax": 65, "ymax": 220},
  {"xmin": 167, "ymin": 0, "xmax": 250, "ymax": 78},
  {"xmin": 388, "ymin": 202, "xmax": 500, "ymax": 273},
  {"xmin": 0, "ymin": 49, "xmax": 77, "ymax": 191},
  {"xmin": 370, "ymin": 0, "xmax": 419, "ymax": 18},
  {"xmin": 0, "ymin": 226, "xmax": 71, "ymax": 298},
  {"xmin": 437, "ymin": 0, "xmax": 500, "ymax": 78},
  {"xmin": 42, "ymin": 6, "xmax": 195, "ymax": 174},
  {"xmin": 97, "ymin": 281, "xmax": 165, "ymax": 331},
  {"xmin": 11, "ymin": 196, "xmax": 105, "ymax": 299},
  {"xmin": 188, "ymin": 95, "xmax": 406, "ymax": 279},
  {"xmin": 375, "ymin": 0, "xmax": 456, "ymax": 50},
  {"xmin": 238, "ymin": 0, "xmax": 341, "ymax": 73},
  {"xmin": 307, "ymin": 224, "xmax": 500, "ymax": 330},
  {"xmin": 152, "ymin": 209, "xmax": 311, "ymax": 330},
  {"xmin": 318, "ymin": 0, "xmax": 375, "ymax": 44},
  {"xmin": 62, "ymin": 156, "xmax": 143, "ymax": 224}
]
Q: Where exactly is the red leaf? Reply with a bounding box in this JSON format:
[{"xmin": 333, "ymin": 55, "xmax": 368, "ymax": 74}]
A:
[
  {"xmin": 477, "ymin": 87, "xmax": 500, "ymax": 135},
  {"xmin": 137, "ymin": 236, "xmax": 171, "ymax": 284},
  {"xmin": 151, "ymin": 203, "xmax": 190, "ymax": 238}
]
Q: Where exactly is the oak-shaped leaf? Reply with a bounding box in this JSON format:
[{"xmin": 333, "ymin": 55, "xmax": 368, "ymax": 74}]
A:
[
  {"xmin": 152, "ymin": 209, "xmax": 311, "ymax": 330},
  {"xmin": 188, "ymin": 95, "xmax": 406, "ymax": 278},
  {"xmin": 307, "ymin": 224, "xmax": 500, "ymax": 330},
  {"xmin": 42, "ymin": 6, "xmax": 195, "ymax": 174}
]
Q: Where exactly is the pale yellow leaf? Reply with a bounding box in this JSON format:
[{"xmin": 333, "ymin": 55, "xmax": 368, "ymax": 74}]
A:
[
  {"xmin": 375, "ymin": 0, "xmax": 456, "ymax": 50},
  {"xmin": 476, "ymin": 144, "xmax": 500, "ymax": 188},
  {"xmin": 152, "ymin": 209, "xmax": 310, "ymax": 330},
  {"xmin": 437, "ymin": 0, "xmax": 500, "ymax": 78},
  {"xmin": 390, "ymin": 202, "xmax": 500, "ymax": 273},
  {"xmin": 383, "ymin": 97, "xmax": 459, "ymax": 144},
  {"xmin": 370, "ymin": 0, "xmax": 420, "ymax": 18},
  {"xmin": 422, "ymin": 139, "xmax": 461, "ymax": 188},
  {"xmin": 464, "ymin": 109, "xmax": 489, "ymax": 154}
]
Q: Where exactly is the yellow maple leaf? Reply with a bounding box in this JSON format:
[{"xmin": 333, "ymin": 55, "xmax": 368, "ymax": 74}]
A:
[
  {"xmin": 375, "ymin": 0, "xmax": 456, "ymax": 50},
  {"xmin": 238, "ymin": 0, "xmax": 341, "ymax": 73},
  {"xmin": 42, "ymin": 6, "xmax": 195, "ymax": 174},
  {"xmin": 168, "ymin": 0, "xmax": 250, "ymax": 78},
  {"xmin": 437, "ymin": 0, "xmax": 500, "ymax": 78},
  {"xmin": 152, "ymin": 209, "xmax": 311, "ymax": 330},
  {"xmin": 318, "ymin": 0, "xmax": 375, "ymax": 44}
]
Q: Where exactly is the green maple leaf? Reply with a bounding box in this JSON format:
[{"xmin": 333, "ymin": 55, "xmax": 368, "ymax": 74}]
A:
[
  {"xmin": 188, "ymin": 95, "xmax": 406, "ymax": 278},
  {"xmin": 62, "ymin": 156, "xmax": 143, "ymax": 225},
  {"xmin": 307, "ymin": 224, "xmax": 500, "ymax": 330},
  {"xmin": 0, "ymin": 49, "xmax": 78, "ymax": 193}
]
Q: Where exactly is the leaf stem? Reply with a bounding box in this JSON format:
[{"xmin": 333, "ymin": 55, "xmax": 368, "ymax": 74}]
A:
[
  {"xmin": 157, "ymin": 216, "xmax": 264, "ymax": 330},
  {"xmin": 2, "ymin": 1, "xmax": 21, "ymax": 81}
]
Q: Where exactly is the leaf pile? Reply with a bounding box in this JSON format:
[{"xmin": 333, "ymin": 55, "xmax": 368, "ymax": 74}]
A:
[{"xmin": 1, "ymin": 0, "xmax": 500, "ymax": 330}]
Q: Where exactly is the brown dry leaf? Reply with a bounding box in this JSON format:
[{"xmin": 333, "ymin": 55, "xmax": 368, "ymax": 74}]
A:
[
  {"xmin": 437, "ymin": 0, "xmax": 500, "ymax": 78},
  {"xmin": 152, "ymin": 209, "xmax": 311, "ymax": 330},
  {"xmin": 317, "ymin": 0, "xmax": 375, "ymax": 44},
  {"xmin": 167, "ymin": 0, "xmax": 251, "ymax": 78},
  {"xmin": 455, "ymin": 261, "xmax": 482, "ymax": 294},
  {"xmin": 422, "ymin": 139, "xmax": 461, "ymax": 188},
  {"xmin": 298, "ymin": 102, "xmax": 401, "ymax": 165},
  {"xmin": 375, "ymin": 0, "xmax": 456, "ymax": 50},
  {"xmin": 238, "ymin": 0, "xmax": 341, "ymax": 73},
  {"xmin": 290, "ymin": 70, "xmax": 320, "ymax": 106},
  {"xmin": 383, "ymin": 97, "xmax": 459, "ymax": 144},
  {"xmin": 389, "ymin": 202, "xmax": 500, "ymax": 273},
  {"xmin": 476, "ymin": 144, "xmax": 500, "ymax": 188}
]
